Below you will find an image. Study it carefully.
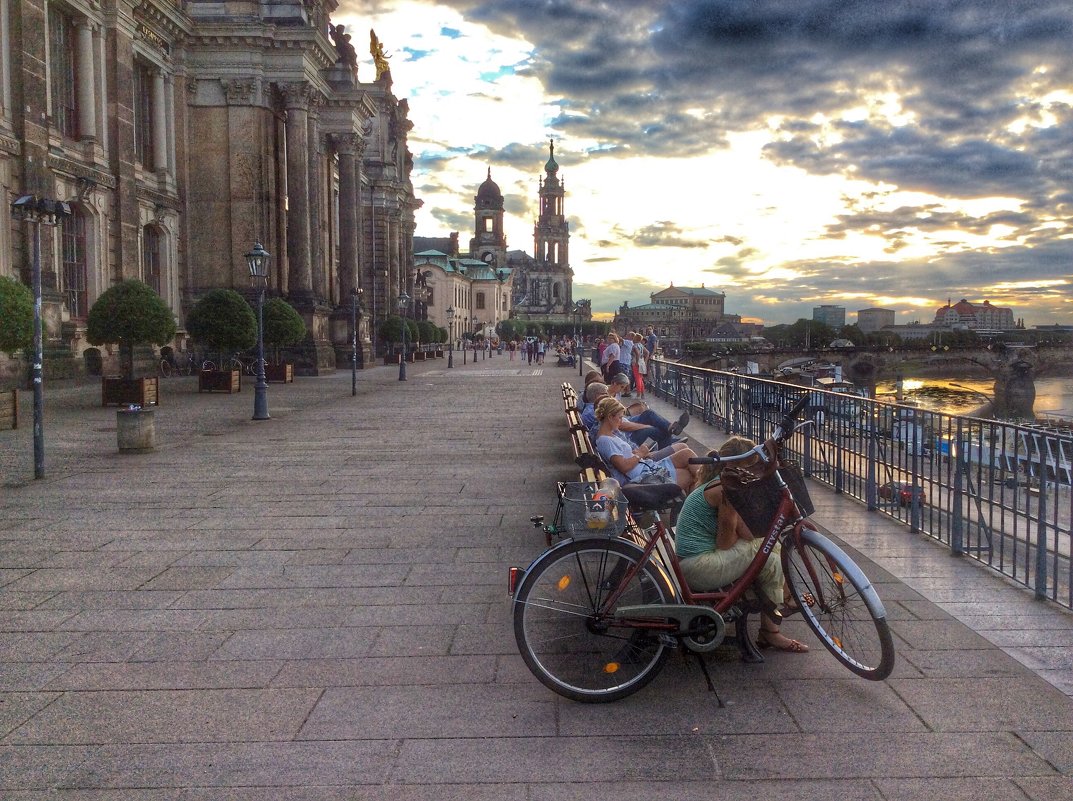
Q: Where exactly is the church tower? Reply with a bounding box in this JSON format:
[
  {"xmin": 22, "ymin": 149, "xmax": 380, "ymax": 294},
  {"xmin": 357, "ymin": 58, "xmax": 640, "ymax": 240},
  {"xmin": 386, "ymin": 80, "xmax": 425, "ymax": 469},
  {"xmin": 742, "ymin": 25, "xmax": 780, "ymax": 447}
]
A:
[
  {"xmin": 534, "ymin": 141, "xmax": 571, "ymax": 303},
  {"xmin": 470, "ymin": 168, "xmax": 507, "ymax": 267}
]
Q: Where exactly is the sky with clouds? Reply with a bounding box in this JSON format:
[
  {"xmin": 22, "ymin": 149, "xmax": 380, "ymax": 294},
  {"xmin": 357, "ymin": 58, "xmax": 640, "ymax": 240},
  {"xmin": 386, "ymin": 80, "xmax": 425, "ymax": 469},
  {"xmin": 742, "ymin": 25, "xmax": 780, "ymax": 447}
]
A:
[{"xmin": 337, "ymin": 0, "xmax": 1073, "ymax": 327}]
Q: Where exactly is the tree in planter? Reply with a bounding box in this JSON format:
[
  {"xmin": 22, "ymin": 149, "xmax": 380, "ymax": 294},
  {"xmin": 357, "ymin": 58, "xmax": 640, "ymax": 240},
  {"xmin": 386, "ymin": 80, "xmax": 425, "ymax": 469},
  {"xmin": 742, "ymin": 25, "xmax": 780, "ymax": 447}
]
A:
[
  {"xmin": 262, "ymin": 297, "xmax": 306, "ymax": 364},
  {"xmin": 86, "ymin": 279, "xmax": 177, "ymax": 379},
  {"xmin": 416, "ymin": 319, "xmax": 438, "ymax": 345},
  {"xmin": 378, "ymin": 315, "xmax": 406, "ymax": 353},
  {"xmin": 0, "ymin": 276, "xmax": 33, "ymax": 357},
  {"xmin": 186, "ymin": 288, "xmax": 256, "ymax": 365}
]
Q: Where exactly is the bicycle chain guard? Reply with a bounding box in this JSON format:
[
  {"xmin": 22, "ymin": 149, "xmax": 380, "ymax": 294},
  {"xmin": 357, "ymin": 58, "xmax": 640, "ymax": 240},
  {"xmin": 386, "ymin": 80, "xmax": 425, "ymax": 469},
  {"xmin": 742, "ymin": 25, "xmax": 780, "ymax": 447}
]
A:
[{"xmin": 614, "ymin": 603, "xmax": 727, "ymax": 654}]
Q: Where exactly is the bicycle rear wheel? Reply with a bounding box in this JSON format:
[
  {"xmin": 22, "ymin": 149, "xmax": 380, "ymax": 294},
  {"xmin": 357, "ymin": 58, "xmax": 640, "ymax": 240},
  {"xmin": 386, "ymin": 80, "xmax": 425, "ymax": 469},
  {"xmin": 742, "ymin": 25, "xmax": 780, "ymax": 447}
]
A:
[
  {"xmin": 159, "ymin": 359, "xmax": 173, "ymax": 378},
  {"xmin": 513, "ymin": 538, "xmax": 673, "ymax": 703},
  {"xmin": 782, "ymin": 527, "xmax": 895, "ymax": 680}
]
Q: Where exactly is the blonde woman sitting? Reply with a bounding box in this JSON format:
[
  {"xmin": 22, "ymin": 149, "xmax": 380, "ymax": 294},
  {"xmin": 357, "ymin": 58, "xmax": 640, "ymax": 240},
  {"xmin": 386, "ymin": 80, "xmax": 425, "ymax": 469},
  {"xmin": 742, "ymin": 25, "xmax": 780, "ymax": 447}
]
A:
[
  {"xmin": 593, "ymin": 397, "xmax": 699, "ymax": 492},
  {"xmin": 674, "ymin": 436, "xmax": 808, "ymax": 653}
]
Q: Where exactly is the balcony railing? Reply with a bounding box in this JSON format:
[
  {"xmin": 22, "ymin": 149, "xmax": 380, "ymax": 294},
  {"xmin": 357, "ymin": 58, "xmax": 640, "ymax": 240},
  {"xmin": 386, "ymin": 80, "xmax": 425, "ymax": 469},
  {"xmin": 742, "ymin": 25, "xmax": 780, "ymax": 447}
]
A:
[{"xmin": 651, "ymin": 359, "xmax": 1073, "ymax": 610}]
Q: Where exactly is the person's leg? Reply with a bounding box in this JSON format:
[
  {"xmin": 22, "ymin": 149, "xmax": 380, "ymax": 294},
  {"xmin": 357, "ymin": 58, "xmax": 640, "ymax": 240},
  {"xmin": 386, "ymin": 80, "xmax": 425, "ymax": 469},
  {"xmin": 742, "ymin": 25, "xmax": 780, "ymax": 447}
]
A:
[
  {"xmin": 627, "ymin": 426, "xmax": 661, "ymax": 448},
  {"xmin": 751, "ymin": 542, "xmax": 808, "ymax": 652},
  {"xmin": 679, "ymin": 541, "xmax": 756, "ymax": 592}
]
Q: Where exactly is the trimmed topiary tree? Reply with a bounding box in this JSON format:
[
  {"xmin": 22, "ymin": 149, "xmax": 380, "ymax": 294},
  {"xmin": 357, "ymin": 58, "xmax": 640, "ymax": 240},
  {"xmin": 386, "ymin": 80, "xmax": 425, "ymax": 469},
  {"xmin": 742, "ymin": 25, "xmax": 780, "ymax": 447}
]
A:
[
  {"xmin": 0, "ymin": 276, "xmax": 33, "ymax": 357},
  {"xmin": 86, "ymin": 279, "xmax": 177, "ymax": 379},
  {"xmin": 186, "ymin": 288, "xmax": 256, "ymax": 363},
  {"xmin": 416, "ymin": 319, "xmax": 438, "ymax": 344},
  {"xmin": 262, "ymin": 297, "xmax": 306, "ymax": 364}
]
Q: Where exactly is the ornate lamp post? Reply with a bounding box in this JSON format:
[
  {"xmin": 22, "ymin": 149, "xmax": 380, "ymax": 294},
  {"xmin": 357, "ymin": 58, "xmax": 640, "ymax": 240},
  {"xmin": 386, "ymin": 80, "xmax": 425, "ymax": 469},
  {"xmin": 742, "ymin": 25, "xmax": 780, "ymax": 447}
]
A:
[
  {"xmin": 397, "ymin": 291, "xmax": 410, "ymax": 381},
  {"xmin": 10, "ymin": 195, "xmax": 72, "ymax": 479},
  {"xmin": 446, "ymin": 306, "xmax": 455, "ymax": 368},
  {"xmin": 245, "ymin": 242, "xmax": 271, "ymax": 420},
  {"xmin": 472, "ymin": 316, "xmax": 481, "ymax": 360},
  {"xmin": 350, "ymin": 287, "xmax": 363, "ymax": 396}
]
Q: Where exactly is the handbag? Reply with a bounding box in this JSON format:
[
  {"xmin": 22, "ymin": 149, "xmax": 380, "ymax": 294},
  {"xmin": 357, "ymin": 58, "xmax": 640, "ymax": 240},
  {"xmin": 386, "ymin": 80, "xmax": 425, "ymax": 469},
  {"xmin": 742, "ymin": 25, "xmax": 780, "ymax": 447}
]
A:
[{"xmin": 634, "ymin": 460, "xmax": 672, "ymax": 484}]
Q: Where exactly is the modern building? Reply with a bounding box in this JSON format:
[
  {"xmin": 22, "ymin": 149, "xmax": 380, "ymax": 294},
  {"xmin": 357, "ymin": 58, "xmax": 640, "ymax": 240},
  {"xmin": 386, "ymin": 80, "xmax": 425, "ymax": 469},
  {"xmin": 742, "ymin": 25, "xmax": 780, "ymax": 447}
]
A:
[
  {"xmin": 1, "ymin": 0, "xmax": 418, "ymax": 381},
  {"xmin": 856, "ymin": 308, "xmax": 896, "ymax": 333},
  {"xmin": 933, "ymin": 299, "xmax": 1015, "ymax": 332},
  {"xmin": 813, "ymin": 304, "xmax": 846, "ymax": 329}
]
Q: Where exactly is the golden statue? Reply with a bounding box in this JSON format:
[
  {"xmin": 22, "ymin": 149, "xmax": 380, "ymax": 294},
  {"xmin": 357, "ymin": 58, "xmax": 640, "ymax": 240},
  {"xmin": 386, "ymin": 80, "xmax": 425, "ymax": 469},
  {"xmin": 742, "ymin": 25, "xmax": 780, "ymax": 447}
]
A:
[{"xmin": 370, "ymin": 29, "xmax": 391, "ymax": 80}]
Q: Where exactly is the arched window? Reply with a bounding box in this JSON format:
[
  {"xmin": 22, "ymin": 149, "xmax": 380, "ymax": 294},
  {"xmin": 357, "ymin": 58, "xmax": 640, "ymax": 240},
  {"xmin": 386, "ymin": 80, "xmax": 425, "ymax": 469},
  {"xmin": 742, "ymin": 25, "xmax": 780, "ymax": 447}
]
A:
[
  {"xmin": 553, "ymin": 282, "xmax": 561, "ymax": 300},
  {"xmin": 142, "ymin": 225, "xmax": 162, "ymax": 295},
  {"xmin": 61, "ymin": 210, "xmax": 88, "ymax": 318}
]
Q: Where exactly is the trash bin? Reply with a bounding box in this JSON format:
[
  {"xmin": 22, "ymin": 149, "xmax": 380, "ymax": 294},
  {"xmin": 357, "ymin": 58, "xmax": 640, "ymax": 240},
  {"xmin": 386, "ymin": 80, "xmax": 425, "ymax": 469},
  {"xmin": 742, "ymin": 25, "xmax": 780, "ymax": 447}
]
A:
[{"xmin": 117, "ymin": 407, "xmax": 155, "ymax": 452}]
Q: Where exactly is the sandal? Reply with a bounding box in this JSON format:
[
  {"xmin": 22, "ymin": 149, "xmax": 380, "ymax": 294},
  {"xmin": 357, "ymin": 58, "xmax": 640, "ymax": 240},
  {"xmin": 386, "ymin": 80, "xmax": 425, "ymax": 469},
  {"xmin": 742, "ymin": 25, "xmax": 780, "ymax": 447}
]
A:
[
  {"xmin": 777, "ymin": 592, "xmax": 816, "ymax": 618},
  {"xmin": 757, "ymin": 629, "xmax": 809, "ymax": 653}
]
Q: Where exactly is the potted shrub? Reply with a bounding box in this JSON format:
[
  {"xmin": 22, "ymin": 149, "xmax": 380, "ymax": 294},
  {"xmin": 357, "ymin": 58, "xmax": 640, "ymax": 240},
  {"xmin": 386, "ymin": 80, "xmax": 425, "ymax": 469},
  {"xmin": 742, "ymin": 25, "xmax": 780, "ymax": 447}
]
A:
[
  {"xmin": 378, "ymin": 315, "xmax": 406, "ymax": 365},
  {"xmin": 262, "ymin": 297, "xmax": 306, "ymax": 383},
  {"xmin": 415, "ymin": 320, "xmax": 438, "ymax": 360},
  {"xmin": 0, "ymin": 276, "xmax": 33, "ymax": 428},
  {"xmin": 186, "ymin": 289, "xmax": 256, "ymax": 393},
  {"xmin": 86, "ymin": 279, "xmax": 176, "ymax": 407}
]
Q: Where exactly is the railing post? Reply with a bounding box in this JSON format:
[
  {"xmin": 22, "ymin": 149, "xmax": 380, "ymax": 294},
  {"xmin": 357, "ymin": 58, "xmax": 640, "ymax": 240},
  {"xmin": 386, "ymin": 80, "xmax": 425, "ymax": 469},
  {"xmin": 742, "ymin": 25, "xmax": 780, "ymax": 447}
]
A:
[
  {"xmin": 910, "ymin": 408, "xmax": 922, "ymax": 534},
  {"xmin": 865, "ymin": 405, "xmax": 878, "ymax": 510},
  {"xmin": 834, "ymin": 406, "xmax": 845, "ymax": 494},
  {"xmin": 951, "ymin": 417, "xmax": 965, "ymax": 555},
  {"xmin": 1034, "ymin": 446, "xmax": 1049, "ymax": 600}
]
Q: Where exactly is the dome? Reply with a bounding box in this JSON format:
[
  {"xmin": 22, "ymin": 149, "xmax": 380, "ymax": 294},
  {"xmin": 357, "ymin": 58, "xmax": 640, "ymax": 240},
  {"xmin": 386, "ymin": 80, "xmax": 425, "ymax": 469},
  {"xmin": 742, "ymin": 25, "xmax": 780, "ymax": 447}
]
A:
[
  {"xmin": 476, "ymin": 168, "xmax": 502, "ymax": 205},
  {"xmin": 544, "ymin": 140, "xmax": 558, "ymax": 175}
]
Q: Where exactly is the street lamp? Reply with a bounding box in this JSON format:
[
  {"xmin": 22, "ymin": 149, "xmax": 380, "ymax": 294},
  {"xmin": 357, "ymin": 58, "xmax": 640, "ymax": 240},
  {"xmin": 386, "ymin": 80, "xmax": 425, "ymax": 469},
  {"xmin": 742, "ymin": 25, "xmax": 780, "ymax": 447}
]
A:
[
  {"xmin": 350, "ymin": 287, "xmax": 363, "ymax": 396},
  {"xmin": 10, "ymin": 195, "xmax": 72, "ymax": 479},
  {"xmin": 472, "ymin": 316, "xmax": 481, "ymax": 360},
  {"xmin": 446, "ymin": 306, "xmax": 455, "ymax": 368},
  {"xmin": 245, "ymin": 242, "xmax": 271, "ymax": 420},
  {"xmin": 397, "ymin": 291, "xmax": 410, "ymax": 381}
]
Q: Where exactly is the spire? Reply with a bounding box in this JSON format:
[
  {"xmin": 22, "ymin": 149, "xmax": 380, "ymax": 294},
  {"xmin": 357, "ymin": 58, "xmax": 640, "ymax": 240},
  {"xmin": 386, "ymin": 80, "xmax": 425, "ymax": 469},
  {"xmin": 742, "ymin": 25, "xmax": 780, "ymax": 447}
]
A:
[{"xmin": 545, "ymin": 139, "xmax": 559, "ymax": 175}]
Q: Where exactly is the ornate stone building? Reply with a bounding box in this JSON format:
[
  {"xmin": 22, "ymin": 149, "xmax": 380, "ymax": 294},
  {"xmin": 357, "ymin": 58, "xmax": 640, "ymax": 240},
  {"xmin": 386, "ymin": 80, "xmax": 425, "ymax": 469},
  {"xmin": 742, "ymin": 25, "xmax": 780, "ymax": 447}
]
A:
[
  {"xmin": 1, "ymin": 0, "xmax": 417, "ymax": 379},
  {"xmin": 614, "ymin": 283, "xmax": 743, "ymax": 343},
  {"xmin": 507, "ymin": 142, "xmax": 582, "ymax": 324}
]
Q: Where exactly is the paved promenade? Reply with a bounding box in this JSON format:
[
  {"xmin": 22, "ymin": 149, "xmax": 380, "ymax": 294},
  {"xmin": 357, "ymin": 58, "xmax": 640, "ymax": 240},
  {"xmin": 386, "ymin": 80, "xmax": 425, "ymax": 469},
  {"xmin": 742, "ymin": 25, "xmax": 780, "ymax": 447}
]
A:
[{"xmin": 1, "ymin": 353, "xmax": 1071, "ymax": 799}]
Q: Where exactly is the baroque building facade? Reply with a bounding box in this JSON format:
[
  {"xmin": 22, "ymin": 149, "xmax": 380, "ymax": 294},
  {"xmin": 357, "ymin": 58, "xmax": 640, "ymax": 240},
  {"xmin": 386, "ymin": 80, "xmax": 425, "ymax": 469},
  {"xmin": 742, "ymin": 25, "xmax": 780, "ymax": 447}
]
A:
[
  {"xmin": 614, "ymin": 284, "xmax": 741, "ymax": 342},
  {"xmin": 1, "ymin": 0, "xmax": 417, "ymax": 380}
]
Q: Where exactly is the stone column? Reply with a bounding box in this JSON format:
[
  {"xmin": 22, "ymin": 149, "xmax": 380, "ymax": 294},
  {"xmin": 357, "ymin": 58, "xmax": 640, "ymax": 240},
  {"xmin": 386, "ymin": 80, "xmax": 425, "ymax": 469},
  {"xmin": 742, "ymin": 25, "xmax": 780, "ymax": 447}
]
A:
[
  {"xmin": 308, "ymin": 99, "xmax": 326, "ymax": 302},
  {"xmin": 74, "ymin": 19, "xmax": 96, "ymax": 141},
  {"xmin": 280, "ymin": 82, "xmax": 313, "ymax": 302},
  {"xmin": 152, "ymin": 69, "xmax": 167, "ymax": 175},
  {"xmin": 332, "ymin": 133, "xmax": 361, "ymax": 299}
]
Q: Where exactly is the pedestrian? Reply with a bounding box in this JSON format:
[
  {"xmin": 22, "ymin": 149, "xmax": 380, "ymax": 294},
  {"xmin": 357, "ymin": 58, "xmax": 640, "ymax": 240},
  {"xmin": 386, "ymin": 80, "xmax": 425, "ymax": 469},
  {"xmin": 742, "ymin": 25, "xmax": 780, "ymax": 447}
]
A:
[
  {"xmin": 527, "ymin": 339, "xmax": 534, "ymax": 365},
  {"xmin": 536, "ymin": 338, "xmax": 545, "ymax": 364},
  {"xmin": 508, "ymin": 340, "xmax": 516, "ymax": 360}
]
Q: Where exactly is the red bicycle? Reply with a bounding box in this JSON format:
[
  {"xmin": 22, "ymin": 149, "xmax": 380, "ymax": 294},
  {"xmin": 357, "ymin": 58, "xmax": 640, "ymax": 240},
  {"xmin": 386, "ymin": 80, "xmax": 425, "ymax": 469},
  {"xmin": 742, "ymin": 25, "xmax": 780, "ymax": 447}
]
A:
[{"xmin": 511, "ymin": 395, "xmax": 895, "ymax": 702}]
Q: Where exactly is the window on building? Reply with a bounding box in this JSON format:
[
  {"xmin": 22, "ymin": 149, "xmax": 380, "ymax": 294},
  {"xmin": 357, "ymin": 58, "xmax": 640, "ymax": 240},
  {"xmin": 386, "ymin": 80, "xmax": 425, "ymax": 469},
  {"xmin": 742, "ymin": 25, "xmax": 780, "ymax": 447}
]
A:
[
  {"xmin": 61, "ymin": 210, "xmax": 88, "ymax": 318},
  {"xmin": 476, "ymin": 292, "xmax": 485, "ymax": 310},
  {"xmin": 133, "ymin": 60, "xmax": 154, "ymax": 170},
  {"xmin": 484, "ymin": 217, "xmax": 492, "ymax": 232},
  {"xmin": 142, "ymin": 225, "xmax": 162, "ymax": 295},
  {"xmin": 48, "ymin": 7, "xmax": 79, "ymax": 139}
]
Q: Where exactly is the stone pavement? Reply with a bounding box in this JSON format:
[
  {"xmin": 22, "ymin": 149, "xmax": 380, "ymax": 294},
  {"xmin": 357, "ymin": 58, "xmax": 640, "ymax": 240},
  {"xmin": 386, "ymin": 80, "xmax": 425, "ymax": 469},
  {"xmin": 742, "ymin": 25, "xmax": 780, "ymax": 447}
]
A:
[{"xmin": 0, "ymin": 353, "xmax": 1071, "ymax": 799}]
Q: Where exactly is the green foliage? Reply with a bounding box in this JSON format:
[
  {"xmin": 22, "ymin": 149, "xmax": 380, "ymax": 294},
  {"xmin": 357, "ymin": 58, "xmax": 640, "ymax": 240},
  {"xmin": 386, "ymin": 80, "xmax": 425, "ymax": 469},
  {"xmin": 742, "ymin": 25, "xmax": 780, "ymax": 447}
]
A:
[
  {"xmin": 0, "ymin": 276, "xmax": 33, "ymax": 356},
  {"xmin": 378, "ymin": 315, "xmax": 405, "ymax": 343},
  {"xmin": 186, "ymin": 289, "xmax": 257, "ymax": 355},
  {"xmin": 262, "ymin": 298, "xmax": 306, "ymax": 349},
  {"xmin": 436, "ymin": 326, "xmax": 448, "ymax": 343},
  {"xmin": 86, "ymin": 280, "xmax": 177, "ymax": 379},
  {"xmin": 497, "ymin": 319, "xmax": 522, "ymax": 340},
  {"xmin": 416, "ymin": 319, "xmax": 438, "ymax": 343}
]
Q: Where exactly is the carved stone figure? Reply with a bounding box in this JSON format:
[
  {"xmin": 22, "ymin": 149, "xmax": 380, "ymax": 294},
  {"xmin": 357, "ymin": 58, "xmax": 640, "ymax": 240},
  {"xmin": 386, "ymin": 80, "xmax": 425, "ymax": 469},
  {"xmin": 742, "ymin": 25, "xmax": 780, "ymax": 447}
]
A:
[{"xmin": 330, "ymin": 25, "xmax": 359, "ymax": 72}]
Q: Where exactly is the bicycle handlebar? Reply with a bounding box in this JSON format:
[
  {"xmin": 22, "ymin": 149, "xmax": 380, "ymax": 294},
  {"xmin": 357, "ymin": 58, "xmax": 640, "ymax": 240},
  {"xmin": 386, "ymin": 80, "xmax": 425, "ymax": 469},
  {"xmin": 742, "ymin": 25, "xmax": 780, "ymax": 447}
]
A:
[{"xmin": 686, "ymin": 391, "xmax": 812, "ymax": 467}]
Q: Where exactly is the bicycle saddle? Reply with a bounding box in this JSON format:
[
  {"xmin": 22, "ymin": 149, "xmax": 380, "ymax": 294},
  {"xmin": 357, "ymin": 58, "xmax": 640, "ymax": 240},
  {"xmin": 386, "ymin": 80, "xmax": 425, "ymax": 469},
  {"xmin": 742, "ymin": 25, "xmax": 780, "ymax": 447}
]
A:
[{"xmin": 621, "ymin": 483, "xmax": 684, "ymax": 512}]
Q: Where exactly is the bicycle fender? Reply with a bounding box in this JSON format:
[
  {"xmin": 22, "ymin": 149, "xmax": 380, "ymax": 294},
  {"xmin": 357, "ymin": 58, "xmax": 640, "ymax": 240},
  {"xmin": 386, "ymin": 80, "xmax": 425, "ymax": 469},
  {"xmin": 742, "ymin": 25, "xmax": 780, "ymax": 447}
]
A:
[
  {"xmin": 798, "ymin": 527, "xmax": 888, "ymax": 619},
  {"xmin": 510, "ymin": 536, "xmax": 646, "ymax": 607}
]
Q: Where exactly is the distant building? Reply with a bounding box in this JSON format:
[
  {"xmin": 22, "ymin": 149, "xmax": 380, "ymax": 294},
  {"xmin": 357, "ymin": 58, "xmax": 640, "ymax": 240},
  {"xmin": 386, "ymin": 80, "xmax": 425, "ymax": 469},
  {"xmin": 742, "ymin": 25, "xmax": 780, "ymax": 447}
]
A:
[
  {"xmin": 813, "ymin": 305, "xmax": 846, "ymax": 329},
  {"xmin": 614, "ymin": 284, "xmax": 742, "ymax": 342},
  {"xmin": 857, "ymin": 308, "xmax": 896, "ymax": 333},
  {"xmin": 933, "ymin": 299, "xmax": 1014, "ymax": 331}
]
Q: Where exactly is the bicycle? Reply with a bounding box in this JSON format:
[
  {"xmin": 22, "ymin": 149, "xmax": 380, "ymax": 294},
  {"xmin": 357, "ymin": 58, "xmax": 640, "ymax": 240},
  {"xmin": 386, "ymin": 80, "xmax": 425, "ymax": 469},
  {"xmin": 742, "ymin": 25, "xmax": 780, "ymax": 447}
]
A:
[
  {"xmin": 510, "ymin": 395, "xmax": 895, "ymax": 702},
  {"xmin": 159, "ymin": 351, "xmax": 202, "ymax": 377}
]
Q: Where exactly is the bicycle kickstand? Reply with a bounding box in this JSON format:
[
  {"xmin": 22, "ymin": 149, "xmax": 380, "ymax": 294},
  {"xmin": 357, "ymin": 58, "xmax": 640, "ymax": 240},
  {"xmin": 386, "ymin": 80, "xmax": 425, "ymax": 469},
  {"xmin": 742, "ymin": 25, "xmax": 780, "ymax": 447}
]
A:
[{"xmin": 689, "ymin": 651, "xmax": 724, "ymax": 707}]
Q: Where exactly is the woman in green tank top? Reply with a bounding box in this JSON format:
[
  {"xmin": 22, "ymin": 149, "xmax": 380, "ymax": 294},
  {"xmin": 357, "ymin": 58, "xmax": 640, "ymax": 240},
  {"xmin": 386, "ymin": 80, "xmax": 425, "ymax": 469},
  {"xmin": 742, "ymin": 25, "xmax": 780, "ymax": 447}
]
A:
[{"xmin": 675, "ymin": 437, "xmax": 808, "ymax": 653}]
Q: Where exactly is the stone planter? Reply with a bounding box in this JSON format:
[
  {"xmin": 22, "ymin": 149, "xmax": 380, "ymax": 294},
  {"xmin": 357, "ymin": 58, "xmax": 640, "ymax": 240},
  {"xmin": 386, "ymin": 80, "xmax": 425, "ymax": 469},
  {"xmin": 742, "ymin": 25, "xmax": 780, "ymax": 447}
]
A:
[
  {"xmin": 102, "ymin": 376, "xmax": 159, "ymax": 407},
  {"xmin": 0, "ymin": 389, "xmax": 17, "ymax": 430},
  {"xmin": 413, "ymin": 350, "xmax": 426, "ymax": 361},
  {"xmin": 116, "ymin": 408, "xmax": 155, "ymax": 452},
  {"xmin": 198, "ymin": 369, "xmax": 241, "ymax": 393},
  {"xmin": 265, "ymin": 362, "xmax": 294, "ymax": 383}
]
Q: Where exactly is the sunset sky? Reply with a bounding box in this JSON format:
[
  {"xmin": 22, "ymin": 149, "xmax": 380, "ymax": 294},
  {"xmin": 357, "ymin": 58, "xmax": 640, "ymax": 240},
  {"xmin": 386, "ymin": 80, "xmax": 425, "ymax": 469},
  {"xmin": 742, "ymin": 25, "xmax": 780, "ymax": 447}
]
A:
[{"xmin": 337, "ymin": 0, "xmax": 1073, "ymax": 327}]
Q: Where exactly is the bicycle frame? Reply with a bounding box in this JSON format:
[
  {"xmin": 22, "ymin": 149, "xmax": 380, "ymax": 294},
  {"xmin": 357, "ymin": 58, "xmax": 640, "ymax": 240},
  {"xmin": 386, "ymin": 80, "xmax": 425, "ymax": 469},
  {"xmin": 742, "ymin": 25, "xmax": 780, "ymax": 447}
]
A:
[{"xmin": 590, "ymin": 471, "xmax": 802, "ymax": 629}]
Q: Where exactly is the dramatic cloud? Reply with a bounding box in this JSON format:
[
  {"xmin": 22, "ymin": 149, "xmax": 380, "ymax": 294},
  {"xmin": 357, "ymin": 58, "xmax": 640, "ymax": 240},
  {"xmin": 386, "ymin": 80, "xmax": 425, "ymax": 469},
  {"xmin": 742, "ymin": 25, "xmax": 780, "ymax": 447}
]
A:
[{"xmin": 341, "ymin": 0, "xmax": 1073, "ymax": 324}]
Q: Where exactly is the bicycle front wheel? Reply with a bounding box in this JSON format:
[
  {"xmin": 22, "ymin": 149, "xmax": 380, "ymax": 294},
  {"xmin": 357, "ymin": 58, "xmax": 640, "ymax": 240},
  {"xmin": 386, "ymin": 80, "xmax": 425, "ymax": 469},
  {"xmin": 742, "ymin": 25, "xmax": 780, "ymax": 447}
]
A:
[
  {"xmin": 159, "ymin": 359, "xmax": 173, "ymax": 378},
  {"xmin": 782, "ymin": 527, "xmax": 895, "ymax": 680},
  {"xmin": 513, "ymin": 538, "xmax": 673, "ymax": 703}
]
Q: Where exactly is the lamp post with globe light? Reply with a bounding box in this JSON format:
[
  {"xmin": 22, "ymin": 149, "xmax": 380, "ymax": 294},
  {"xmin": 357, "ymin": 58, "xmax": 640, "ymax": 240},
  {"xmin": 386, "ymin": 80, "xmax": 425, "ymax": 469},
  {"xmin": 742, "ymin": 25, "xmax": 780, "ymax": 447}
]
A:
[
  {"xmin": 246, "ymin": 242, "xmax": 271, "ymax": 420},
  {"xmin": 446, "ymin": 306, "xmax": 455, "ymax": 368},
  {"xmin": 397, "ymin": 291, "xmax": 410, "ymax": 381}
]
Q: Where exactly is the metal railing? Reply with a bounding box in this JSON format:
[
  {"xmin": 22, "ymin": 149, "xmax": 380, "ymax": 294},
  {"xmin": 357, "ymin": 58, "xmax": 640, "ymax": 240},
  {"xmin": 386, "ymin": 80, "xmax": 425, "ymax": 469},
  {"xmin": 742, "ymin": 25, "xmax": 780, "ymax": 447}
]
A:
[{"xmin": 651, "ymin": 359, "xmax": 1073, "ymax": 610}]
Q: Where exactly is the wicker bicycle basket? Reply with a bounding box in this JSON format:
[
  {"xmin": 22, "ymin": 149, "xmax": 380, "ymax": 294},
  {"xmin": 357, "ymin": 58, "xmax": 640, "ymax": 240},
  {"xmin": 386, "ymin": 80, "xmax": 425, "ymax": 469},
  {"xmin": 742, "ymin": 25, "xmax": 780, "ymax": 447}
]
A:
[
  {"xmin": 721, "ymin": 461, "xmax": 815, "ymax": 537},
  {"xmin": 555, "ymin": 479, "xmax": 629, "ymax": 537}
]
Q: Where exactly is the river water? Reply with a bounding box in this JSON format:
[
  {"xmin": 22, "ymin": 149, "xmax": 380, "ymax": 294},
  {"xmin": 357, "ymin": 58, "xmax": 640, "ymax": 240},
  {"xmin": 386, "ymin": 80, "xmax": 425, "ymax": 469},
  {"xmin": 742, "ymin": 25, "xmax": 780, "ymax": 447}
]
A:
[{"xmin": 872, "ymin": 376, "xmax": 1073, "ymax": 422}]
